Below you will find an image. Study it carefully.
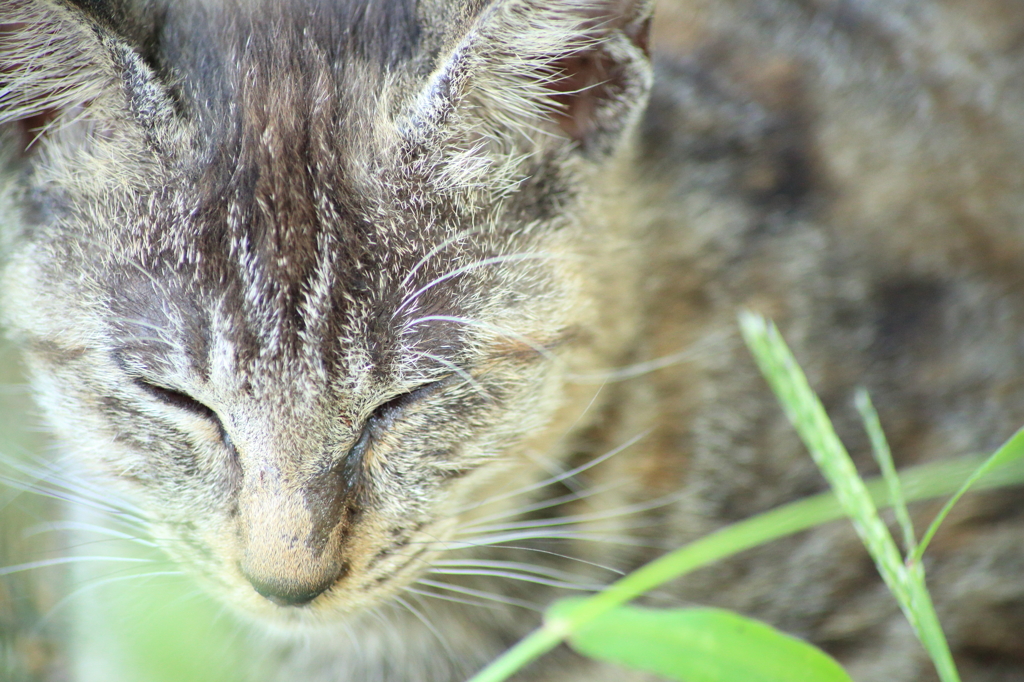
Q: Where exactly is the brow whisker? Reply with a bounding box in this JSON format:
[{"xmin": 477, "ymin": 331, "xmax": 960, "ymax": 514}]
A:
[
  {"xmin": 397, "ymin": 226, "xmax": 485, "ymax": 291},
  {"xmin": 396, "ymin": 252, "xmax": 571, "ymax": 317}
]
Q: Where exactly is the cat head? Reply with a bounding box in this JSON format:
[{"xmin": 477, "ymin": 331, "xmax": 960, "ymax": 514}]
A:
[{"xmin": 0, "ymin": 0, "xmax": 652, "ymax": 621}]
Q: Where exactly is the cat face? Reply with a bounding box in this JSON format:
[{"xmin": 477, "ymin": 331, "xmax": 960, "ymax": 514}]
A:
[
  {"xmin": 15, "ymin": 192, "xmax": 583, "ymax": 622},
  {"xmin": 0, "ymin": 0, "xmax": 652, "ymax": 623}
]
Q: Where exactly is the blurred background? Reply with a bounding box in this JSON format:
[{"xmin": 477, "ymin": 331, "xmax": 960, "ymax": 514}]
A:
[{"xmin": 0, "ymin": 334, "xmax": 66, "ymax": 682}]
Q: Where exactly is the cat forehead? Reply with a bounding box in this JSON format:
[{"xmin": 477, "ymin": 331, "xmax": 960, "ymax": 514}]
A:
[
  {"xmin": 11, "ymin": 0, "xmax": 611, "ymax": 375},
  {"xmin": 159, "ymin": 0, "xmax": 444, "ymax": 159},
  {"xmin": 102, "ymin": 207, "xmax": 475, "ymax": 383},
  {"xmin": 91, "ymin": 2, "xmax": 469, "ymax": 366}
]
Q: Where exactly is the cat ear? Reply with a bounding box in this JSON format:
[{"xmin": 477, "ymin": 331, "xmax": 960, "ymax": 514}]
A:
[
  {"xmin": 0, "ymin": 0, "xmax": 175, "ymax": 154},
  {"xmin": 402, "ymin": 0, "xmax": 654, "ymax": 194}
]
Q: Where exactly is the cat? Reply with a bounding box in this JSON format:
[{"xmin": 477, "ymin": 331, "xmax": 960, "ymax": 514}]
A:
[{"xmin": 3, "ymin": 0, "xmax": 1024, "ymax": 681}]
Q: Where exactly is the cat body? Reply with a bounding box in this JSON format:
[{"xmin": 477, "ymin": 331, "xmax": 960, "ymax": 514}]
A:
[{"xmin": 3, "ymin": 1, "xmax": 1024, "ymax": 680}]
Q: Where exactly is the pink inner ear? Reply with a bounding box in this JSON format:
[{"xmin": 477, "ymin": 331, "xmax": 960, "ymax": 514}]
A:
[
  {"xmin": 543, "ymin": 16, "xmax": 652, "ymax": 145},
  {"xmin": 546, "ymin": 50, "xmax": 620, "ymax": 143}
]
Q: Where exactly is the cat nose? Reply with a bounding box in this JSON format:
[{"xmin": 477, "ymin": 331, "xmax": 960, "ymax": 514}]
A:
[
  {"xmin": 236, "ymin": 464, "xmax": 357, "ymax": 607},
  {"xmin": 243, "ymin": 569, "xmax": 341, "ymax": 607}
]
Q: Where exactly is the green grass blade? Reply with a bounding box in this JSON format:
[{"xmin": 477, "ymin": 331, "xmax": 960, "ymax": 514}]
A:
[
  {"xmin": 739, "ymin": 312, "xmax": 958, "ymax": 682},
  {"xmin": 855, "ymin": 388, "xmax": 917, "ymax": 555},
  {"xmin": 910, "ymin": 426, "xmax": 1024, "ymax": 564},
  {"xmin": 739, "ymin": 314, "xmax": 911, "ymax": 604},
  {"xmin": 465, "ymin": 452, "xmax": 1024, "ymax": 682},
  {"xmin": 550, "ymin": 600, "xmax": 853, "ymax": 682}
]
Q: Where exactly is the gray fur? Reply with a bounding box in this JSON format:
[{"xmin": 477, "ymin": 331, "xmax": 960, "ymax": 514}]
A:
[{"xmin": 3, "ymin": 0, "xmax": 1024, "ymax": 680}]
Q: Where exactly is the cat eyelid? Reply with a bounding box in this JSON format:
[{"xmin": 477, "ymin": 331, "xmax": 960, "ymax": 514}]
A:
[
  {"xmin": 132, "ymin": 377, "xmax": 220, "ymax": 424},
  {"xmin": 366, "ymin": 377, "xmax": 451, "ymax": 431}
]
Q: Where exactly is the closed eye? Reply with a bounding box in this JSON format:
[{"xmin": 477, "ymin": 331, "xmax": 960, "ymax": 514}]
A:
[
  {"xmin": 134, "ymin": 379, "xmax": 238, "ymax": 467},
  {"xmin": 373, "ymin": 380, "xmax": 447, "ymax": 426},
  {"xmin": 365, "ymin": 379, "xmax": 449, "ymax": 435},
  {"xmin": 133, "ymin": 378, "xmax": 220, "ymax": 424},
  {"xmin": 341, "ymin": 379, "xmax": 450, "ymax": 471}
]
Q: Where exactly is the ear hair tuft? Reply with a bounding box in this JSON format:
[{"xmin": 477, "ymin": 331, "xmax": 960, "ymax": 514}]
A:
[
  {"xmin": 401, "ymin": 0, "xmax": 654, "ymax": 199},
  {"xmin": 1, "ymin": 0, "xmax": 176, "ymax": 158},
  {"xmin": 0, "ymin": 2, "xmax": 115, "ymax": 133}
]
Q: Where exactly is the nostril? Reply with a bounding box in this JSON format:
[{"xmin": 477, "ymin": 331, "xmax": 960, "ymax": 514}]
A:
[{"xmin": 243, "ymin": 570, "xmax": 339, "ymax": 607}]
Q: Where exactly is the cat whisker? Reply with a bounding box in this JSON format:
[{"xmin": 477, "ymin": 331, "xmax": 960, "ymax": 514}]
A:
[
  {"xmin": 104, "ymin": 330, "xmax": 176, "ymax": 347},
  {"xmin": 435, "ymin": 544, "xmax": 626, "ymax": 577},
  {"xmin": 414, "ymin": 351, "xmax": 493, "ymax": 403},
  {"xmin": 403, "ymin": 314, "xmax": 560, "ymax": 366},
  {"xmin": 406, "ymin": 314, "xmax": 724, "ymax": 391},
  {"xmin": 395, "ymin": 251, "xmax": 573, "ymax": 317},
  {"xmin": 102, "ymin": 311, "xmax": 178, "ymax": 345},
  {"xmin": 1, "ymin": 474, "xmax": 138, "ymax": 520},
  {"xmin": 455, "ymin": 480, "xmax": 622, "ymax": 529},
  {"xmin": 1, "ymin": 473, "xmax": 147, "ymax": 524},
  {"xmin": 38, "ymin": 535, "xmax": 165, "ymax": 556},
  {"xmin": 401, "ymin": 585, "xmax": 506, "ymax": 612},
  {"xmin": 408, "ymin": 530, "xmax": 650, "ymax": 565},
  {"xmin": 0, "ymin": 554, "xmax": 156, "ymax": 577},
  {"xmin": 456, "ymin": 529, "xmax": 664, "ymax": 549},
  {"xmin": 432, "ymin": 558, "xmax": 603, "ymax": 582},
  {"xmin": 406, "ymin": 528, "xmax": 631, "ymax": 576},
  {"xmin": 391, "ymin": 594, "xmax": 460, "ymax": 665},
  {"xmin": 413, "ymin": 578, "xmax": 541, "ymax": 611},
  {"xmin": 520, "ymin": 383, "xmax": 609, "ymax": 496},
  {"xmin": 0, "ymin": 451, "xmax": 150, "ymax": 524},
  {"xmin": 36, "ymin": 568, "xmax": 186, "ymax": 629},
  {"xmin": 459, "ymin": 489, "xmax": 685, "ymax": 536},
  {"xmin": 452, "ymin": 429, "xmax": 650, "ymax": 517},
  {"xmin": 397, "ymin": 226, "xmax": 486, "ymax": 291},
  {"xmin": 427, "ymin": 567, "xmax": 602, "ymax": 591},
  {"xmin": 565, "ymin": 329, "xmax": 733, "ymax": 384},
  {"xmin": 118, "ymin": 254, "xmax": 186, "ymax": 321},
  {"xmin": 21, "ymin": 520, "xmax": 157, "ymax": 546}
]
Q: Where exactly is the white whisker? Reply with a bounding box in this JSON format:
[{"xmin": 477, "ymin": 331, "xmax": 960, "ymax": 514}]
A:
[
  {"xmin": 403, "ymin": 315, "xmax": 559, "ymax": 365},
  {"xmin": 457, "ymin": 480, "xmax": 621, "ymax": 529},
  {"xmin": 432, "ymin": 558, "xmax": 600, "ymax": 582},
  {"xmin": 402, "ymin": 585, "xmax": 503, "ymax": 612},
  {"xmin": 396, "ymin": 252, "xmax": 570, "ymax": 317},
  {"xmin": 392, "ymin": 594, "xmax": 459, "ymax": 664},
  {"xmin": 521, "ymin": 382, "xmax": 608, "ymax": 496},
  {"xmin": 415, "ymin": 351, "xmax": 493, "ymax": 403},
  {"xmin": 566, "ymin": 330, "xmax": 732, "ymax": 384},
  {"xmin": 0, "ymin": 555, "xmax": 155, "ymax": 576},
  {"xmin": 460, "ymin": 489, "xmax": 685, "ymax": 536},
  {"xmin": 414, "ymin": 578, "xmax": 541, "ymax": 611},
  {"xmin": 22, "ymin": 520, "xmax": 157, "ymax": 546},
  {"xmin": 453, "ymin": 429, "xmax": 650, "ymax": 516},
  {"xmin": 442, "ymin": 545, "xmax": 626, "ymax": 577},
  {"xmin": 38, "ymin": 569, "xmax": 185, "ymax": 628},
  {"xmin": 0, "ymin": 478, "xmax": 145, "ymax": 523},
  {"xmin": 458, "ymin": 529, "xmax": 663, "ymax": 548},
  {"xmin": 397, "ymin": 226, "xmax": 485, "ymax": 291},
  {"xmin": 404, "ymin": 536, "xmax": 627, "ymax": 576},
  {"xmin": 428, "ymin": 567, "xmax": 601, "ymax": 591}
]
